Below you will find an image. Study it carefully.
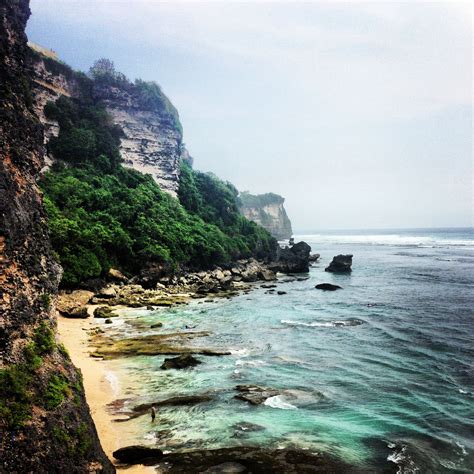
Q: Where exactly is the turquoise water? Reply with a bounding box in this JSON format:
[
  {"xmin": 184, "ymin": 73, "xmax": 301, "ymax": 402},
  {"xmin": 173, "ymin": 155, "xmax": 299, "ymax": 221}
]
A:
[{"xmin": 107, "ymin": 228, "xmax": 474, "ymax": 472}]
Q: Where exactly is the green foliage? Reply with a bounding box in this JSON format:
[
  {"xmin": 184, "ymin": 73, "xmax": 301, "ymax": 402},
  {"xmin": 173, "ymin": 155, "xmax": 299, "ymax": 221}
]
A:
[
  {"xmin": 40, "ymin": 70, "xmax": 274, "ymax": 286},
  {"xmin": 45, "ymin": 96, "xmax": 122, "ymax": 172},
  {"xmin": 0, "ymin": 365, "xmax": 33, "ymax": 429},
  {"xmin": 39, "ymin": 292, "xmax": 52, "ymax": 310},
  {"xmin": 134, "ymin": 79, "xmax": 182, "ymax": 135},
  {"xmin": 238, "ymin": 191, "xmax": 285, "ymax": 208},
  {"xmin": 33, "ymin": 322, "xmax": 56, "ymax": 355},
  {"xmin": 178, "ymin": 163, "xmax": 276, "ymax": 259},
  {"xmin": 89, "ymin": 58, "xmax": 129, "ymax": 88},
  {"xmin": 44, "ymin": 374, "xmax": 71, "ymax": 410}
]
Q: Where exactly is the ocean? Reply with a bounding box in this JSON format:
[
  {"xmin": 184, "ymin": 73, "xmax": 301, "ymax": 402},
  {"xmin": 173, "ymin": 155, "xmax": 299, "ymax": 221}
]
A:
[{"xmin": 105, "ymin": 227, "xmax": 474, "ymax": 472}]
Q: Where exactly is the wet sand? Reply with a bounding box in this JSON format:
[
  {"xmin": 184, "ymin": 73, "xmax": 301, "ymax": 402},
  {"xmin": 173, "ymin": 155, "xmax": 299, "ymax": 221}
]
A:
[{"xmin": 56, "ymin": 312, "xmax": 155, "ymax": 474}]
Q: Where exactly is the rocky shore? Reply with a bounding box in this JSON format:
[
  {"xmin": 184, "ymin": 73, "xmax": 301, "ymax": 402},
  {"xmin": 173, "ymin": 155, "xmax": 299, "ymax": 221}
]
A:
[{"xmin": 57, "ymin": 242, "xmax": 315, "ymax": 318}]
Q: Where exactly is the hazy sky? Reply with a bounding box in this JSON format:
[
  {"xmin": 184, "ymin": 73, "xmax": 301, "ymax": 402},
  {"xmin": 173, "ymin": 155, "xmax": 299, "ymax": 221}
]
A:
[{"xmin": 27, "ymin": 1, "xmax": 472, "ymax": 231}]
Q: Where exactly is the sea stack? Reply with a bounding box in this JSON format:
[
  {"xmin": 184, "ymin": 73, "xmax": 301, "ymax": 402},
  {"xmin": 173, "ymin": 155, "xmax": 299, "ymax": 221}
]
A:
[{"xmin": 325, "ymin": 255, "xmax": 353, "ymax": 273}]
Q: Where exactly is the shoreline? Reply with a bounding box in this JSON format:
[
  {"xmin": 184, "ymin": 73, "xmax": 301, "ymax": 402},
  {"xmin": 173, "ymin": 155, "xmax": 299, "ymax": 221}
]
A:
[{"xmin": 56, "ymin": 311, "xmax": 155, "ymax": 473}]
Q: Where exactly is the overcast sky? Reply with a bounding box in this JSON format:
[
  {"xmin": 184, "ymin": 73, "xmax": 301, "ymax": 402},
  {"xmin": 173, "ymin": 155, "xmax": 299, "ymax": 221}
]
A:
[{"xmin": 27, "ymin": 1, "xmax": 472, "ymax": 231}]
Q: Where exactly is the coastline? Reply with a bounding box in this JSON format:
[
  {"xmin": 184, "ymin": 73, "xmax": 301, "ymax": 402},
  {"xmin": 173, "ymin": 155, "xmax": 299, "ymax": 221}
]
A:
[{"xmin": 56, "ymin": 311, "xmax": 155, "ymax": 473}]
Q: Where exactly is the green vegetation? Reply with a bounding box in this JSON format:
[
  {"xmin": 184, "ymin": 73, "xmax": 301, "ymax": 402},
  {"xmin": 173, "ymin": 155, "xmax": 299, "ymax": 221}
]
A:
[
  {"xmin": 0, "ymin": 322, "xmax": 69, "ymax": 429},
  {"xmin": 238, "ymin": 191, "xmax": 285, "ymax": 208},
  {"xmin": 179, "ymin": 163, "xmax": 275, "ymax": 257},
  {"xmin": 44, "ymin": 374, "xmax": 71, "ymax": 410},
  {"xmin": 0, "ymin": 364, "xmax": 33, "ymax": 429},
  {"xmin": 41, "ymin": 92, "xmax": 275, "ymax": 286}
]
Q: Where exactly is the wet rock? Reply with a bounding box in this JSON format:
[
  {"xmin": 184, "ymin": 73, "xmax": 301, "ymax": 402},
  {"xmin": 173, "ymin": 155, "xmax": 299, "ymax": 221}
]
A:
[
  {"xmin": 161, "ymin": 354, "xmax": 202, "ymax": 370},
  {"xmin": 277, "ymin": 291, "xmax": 287, "ymax": 295},
  {"xmin": 105, "ymin": 318, "xmax": 113, "ymax": 324},
  {"xmin": 270, "ymin": 241, "xmax": 311, "ymax": 273},
  {"xmin": 151, "ymin": 322, "xmax": 163, "ymax": 329},
  {"xmin": 309, "ymin": 253, "xmax": 320, "ymax": 262},
  {"xmin": 156, "ymin": 446, "xmax": 353, "ymax": 473},
  {"xmin": 93, "ymin": 306, "xmax": 117, "ymax": 318},
  {"xmin": 133, "ymin": 394, "xmax": 214, "ymax": 414},
  {"xmin": 325, "ymin": 254, "xmax": 353, "ymax": 273},
  {"xmin": 259, "ymin": 269, "xmax": 277, "ymax": 281},
  {"xmin": 233, "ymin": 422, "xmax": 265, "ymax": 433},
  {"xmin": 90, "ymin": 331, "xmax": 230, "ymax": 358},
  {"xmin": 261, "ymin": 284, "xmax": 277, "ymax": 289},
  {"xmin": 234, "ymin": 385, "xmax": 280, "ymax": 405},
  {"xmin": 113, "ymin": 445, "xmax": 163, "ymax": 464},
  {"xmin": 315, "ymin": 283, "xmax": 342, "ymax": 291}
]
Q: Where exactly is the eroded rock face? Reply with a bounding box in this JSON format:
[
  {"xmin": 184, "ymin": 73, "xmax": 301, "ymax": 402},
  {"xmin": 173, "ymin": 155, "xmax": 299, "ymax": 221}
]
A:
[
  {"xmin": 0, "ymin": 2, "xmax": 113, "ymax": 471},
  {"xmin": 239, "ymin": 192, "xmax": 293, "ymax": 240},
  {"xmin": 93, "ymin": 82, "xmax": 187, "ymax": 197}
]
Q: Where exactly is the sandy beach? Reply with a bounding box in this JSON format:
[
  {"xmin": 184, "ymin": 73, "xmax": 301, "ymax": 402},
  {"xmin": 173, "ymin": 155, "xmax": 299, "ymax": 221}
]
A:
[{"xmin": 56, "ymin": 311, "xmax": 155, "ymax": 473}]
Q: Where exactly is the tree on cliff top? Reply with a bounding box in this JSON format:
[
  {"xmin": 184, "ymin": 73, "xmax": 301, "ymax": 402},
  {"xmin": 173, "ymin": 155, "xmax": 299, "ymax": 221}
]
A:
[{"xmin": 89, "ymin": 57, "xmax": 129, "ymax": 86}]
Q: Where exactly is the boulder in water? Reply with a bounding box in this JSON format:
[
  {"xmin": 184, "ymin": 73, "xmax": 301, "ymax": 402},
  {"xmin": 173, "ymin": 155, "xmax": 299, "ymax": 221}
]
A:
[
  {"xmin": 234, "ymin": 385, "xmax": 280, "ymax": 405},
  {"xmin": 270, "ymin": 241, "xmax": 311, "ymax": 273},
  {"xmin": 325, "ymin": 254, "xmax": 353, "ymax": 273},
  {"xmin": 161, "ymin": 354, "xmax": 202, "ymax": 370},
  {"xmin": 315, "ymin": 283, "xmax": 342, "ymax": 291}
]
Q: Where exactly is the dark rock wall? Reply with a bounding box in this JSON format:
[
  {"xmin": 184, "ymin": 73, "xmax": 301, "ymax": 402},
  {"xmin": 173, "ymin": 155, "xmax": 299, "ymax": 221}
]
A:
[{"xmin": 0, "ymin": 1, "xmax": 114, "ymax": 471}]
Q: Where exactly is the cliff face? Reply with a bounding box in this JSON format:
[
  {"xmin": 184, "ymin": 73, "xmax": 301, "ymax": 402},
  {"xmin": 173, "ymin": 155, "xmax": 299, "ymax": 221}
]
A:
[
  {"xmin": 94, "ymin": 82, "xmax": 186, "ymax": 196},
  {"xmin": 30, "ymin": 52, "xmax": 187, "ymax": 196},
  {"xmin": 239, "ymin": 192, "xmax": 293, "ymax": 240},
  {"xmin": 0, "ymin": 1, "xmax": 113, "ymax": 471}
]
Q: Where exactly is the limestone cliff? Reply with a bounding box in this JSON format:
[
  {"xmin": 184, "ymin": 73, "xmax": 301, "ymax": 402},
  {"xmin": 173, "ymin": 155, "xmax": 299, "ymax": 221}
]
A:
[
  {"xmin": 29, "ymin": 51, "xmax": 187, "ymax": 196},
  {"xmin": 0, "ymin": 1, "xmax": 113, "ymax": 471},
  {"xmin": 239, "ymin": 192, "xmax": 293, "ymax": 240}
]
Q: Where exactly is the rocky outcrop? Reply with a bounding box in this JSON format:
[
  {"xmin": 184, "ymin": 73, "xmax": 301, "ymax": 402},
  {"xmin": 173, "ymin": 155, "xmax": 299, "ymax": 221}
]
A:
[
  {"xmin": 0, "ymin": 2, "xmax": 113, "ymax": 471},
  {"xmin": 234, "ymin": 385, "xmax": 280, "ymax": 405},
  {"xmin": 161, "ymin": 354, "xmax": 202, "ymax": 370},
  {"xmin": 155, "ymin": 446, "xmax": 354, "ymax": 473},
  {"xmin": 269, "ymin": 241, "xmax": 312, "ymax": 273},
  {"xmin": 325, "ymin": 254, "xmax": 353, "ymax": 273},
  {"xmin": 239, "ymin": 192, "xmax": 293, "ymax": 240}
]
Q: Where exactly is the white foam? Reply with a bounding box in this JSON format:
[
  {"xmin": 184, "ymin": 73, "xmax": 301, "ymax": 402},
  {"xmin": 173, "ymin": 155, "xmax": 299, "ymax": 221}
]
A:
[
  {"xmin": 104, "ymin": 370, "xmax": 120, "ymax": 396},
  {"xmin": 230, "ymin": 348, "xmax": 251, "ymax": 357},
  {"xmin": 281, "ymin": 319, "xmax": 361, "ymax": 328},
  {"xmin": 282, "ymin": 319, "xmax": 334, "ymax": 328},
  {"xmin": 296, "ymin": 233, "xmax": 474, "ymax": 248},
  {"xmin": 263, "ymin": 395, "xmax": 297, "ymax": 410},
  {"xmin": 235, "ymin": 359, "xmax": 266, "ymax": 367}
]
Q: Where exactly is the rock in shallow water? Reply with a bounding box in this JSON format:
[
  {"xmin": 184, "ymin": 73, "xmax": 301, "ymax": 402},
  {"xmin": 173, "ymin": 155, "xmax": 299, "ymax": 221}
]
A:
[
  {"xmin": 155, "ymin": 447, "xmax": 354, "ymax": 473},
  {"xmin": 315, "ymin": 283, "xmax": 342, "ymax": 291},
  {"xmin": 161, "ymin": 354, "xmax": 202, "ymax": 370},
  {"xmin": 325, "ymin": 254, "xmax": 353, "ymax": 273},
  {"xmin": 234, "ymin": 385, "xmax": 280, "ymax": 405}
]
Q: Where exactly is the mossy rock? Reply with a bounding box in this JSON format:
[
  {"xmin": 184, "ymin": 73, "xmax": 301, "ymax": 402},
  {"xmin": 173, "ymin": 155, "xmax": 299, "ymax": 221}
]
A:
[{"xmin": 93, "ymin": 306, "xmax": 117, "ymax": 318}]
